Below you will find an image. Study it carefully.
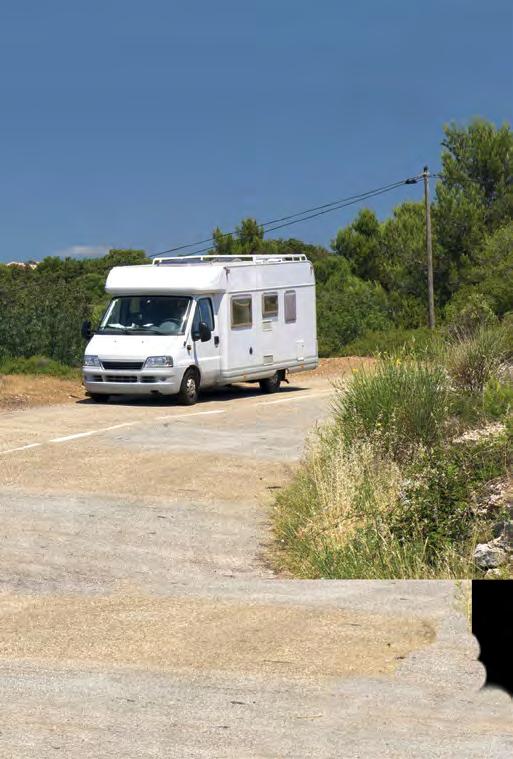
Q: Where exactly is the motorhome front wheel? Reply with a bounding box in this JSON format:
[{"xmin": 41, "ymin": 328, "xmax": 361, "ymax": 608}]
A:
[{"xmin": 178, "ymin": 368, "xmax": 199, "ymax": 405}]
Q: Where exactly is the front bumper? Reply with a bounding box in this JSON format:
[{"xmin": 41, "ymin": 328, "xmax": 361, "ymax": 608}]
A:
[{"xmin": 82, "ymin": 368, "xmax": 181, "ymax": 395}]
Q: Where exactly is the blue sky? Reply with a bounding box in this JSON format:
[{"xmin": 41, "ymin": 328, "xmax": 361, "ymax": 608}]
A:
[{"xmin": 0, "ymin": 0, "xmax": 511, "ymax": 262}]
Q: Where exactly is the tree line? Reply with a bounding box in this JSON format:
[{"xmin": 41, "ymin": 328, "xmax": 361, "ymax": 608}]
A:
[{"xmin": 1, "ymin": 118, "xmax": 512, "ymax": 364}]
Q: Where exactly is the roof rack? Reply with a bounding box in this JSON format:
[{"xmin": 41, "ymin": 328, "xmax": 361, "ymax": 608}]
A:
[{"xmin": 152, "ymin": 254, "xmax": 308, "ymax": 266}]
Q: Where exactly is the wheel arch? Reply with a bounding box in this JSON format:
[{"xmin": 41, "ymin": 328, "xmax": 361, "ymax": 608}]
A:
[{"xmin": 185, "ymin": 364, "xmax": 201, "ymax": 384}]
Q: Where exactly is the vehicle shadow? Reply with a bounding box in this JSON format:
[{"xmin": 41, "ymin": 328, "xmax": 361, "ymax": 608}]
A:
[{"xmin": 76, "ymin": 382, "xmax": 310, "ymax": 407}]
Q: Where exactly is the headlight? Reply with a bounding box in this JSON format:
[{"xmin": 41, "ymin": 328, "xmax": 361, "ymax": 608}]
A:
[
  {"xmin": 144, "ymin": 355, "xmax": 174, "ymax": 368},
  {"xmin": 83, "ymin": 355, "xmax": 101, "ymax": 367}
]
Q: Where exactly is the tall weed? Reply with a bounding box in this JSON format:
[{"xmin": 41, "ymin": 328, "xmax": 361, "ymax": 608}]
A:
[
  {"xmin": 332, "ymin": 359, "xmax": 449, "ymax": 460},
  {"xmin": 444, "ymin": 325, "xmax": 511, "ymax": 393}
]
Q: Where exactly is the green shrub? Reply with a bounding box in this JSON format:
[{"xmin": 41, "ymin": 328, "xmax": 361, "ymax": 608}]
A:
[
  {"xmin": 332, "ymin": 359, "xmax": 449, "ymax": 460},
  {"xmin": 341, "ymin": 327, "xmax": 440, "ymax": 359},
  {"xmin": 444, "ymin": 325, "xmax": 510, "ymax": 393},
  {"xmin": 315, "ymin": 259, "xmax": 393, "ymax": 356},
  {"xmin": 483, "ymin": 377, "xmax": 513, "ymax": 419},
  {"xmin": 448, "ymin": 390, "xmax": 487, "ymax": 429},
  {"xmin": 0, "ymin": 355, "xmax": 79, "ymax": 378},
  {"xmin": 445, "ymin": 291, "xmax": 498, "ymax": 339},
  {"xmin": 271, "ymin": 429, "xmax": 499, "ymax": 579},
  {"xmin": 393, "ymin": 433, "xmax": 511, "ymax": 553}
]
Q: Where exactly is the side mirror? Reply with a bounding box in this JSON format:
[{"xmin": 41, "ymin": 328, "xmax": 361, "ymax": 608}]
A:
[
  {"xmin": 199, "ymin": 322, "xmax": 212, "ymax": 342},
  {"xmin": 191, "ymin": 321, "xmax": 212, "ymax": 342},
  {"xmin": 81, "ymin": 320, "xmax": 93, "ymax": 340}
]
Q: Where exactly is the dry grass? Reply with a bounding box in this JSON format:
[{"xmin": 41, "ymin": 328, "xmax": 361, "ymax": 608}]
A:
[
  {"xmin": 0, "ymin": 374, "xmax": 84, "ymax": 410},
  {"xmin": 304, "ymin": 356, "xmax": 375, "ymax": 379},
  {"xmin": 444, "ymin": 325, "xmax": 511, "ymax": 393},
  {"xmin": 290, "ymin": 435, "xmax": 403, "ymax": 552}
]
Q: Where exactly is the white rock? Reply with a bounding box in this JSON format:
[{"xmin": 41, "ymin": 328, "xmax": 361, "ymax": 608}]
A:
[{"xmin": 473, "ymin": 543, "xmax": 506, "ymax": 570}]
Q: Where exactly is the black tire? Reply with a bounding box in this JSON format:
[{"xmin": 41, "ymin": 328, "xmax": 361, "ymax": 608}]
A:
[
  {"xmin": 259, "ymin": 372, "xmax": 281, "ymax": 394},
  {"xmin": 88, "ymin": 393, "xmax": 110, "ymax": 403},
  {"xmin": 178, "ymin": 368, "xmax": 199, "ymax": 405}
]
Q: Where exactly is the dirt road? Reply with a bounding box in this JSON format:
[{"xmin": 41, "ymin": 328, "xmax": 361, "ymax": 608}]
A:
[{"xmin": 0, "ymin": 372, "xmax": 512, "ymax": 757}]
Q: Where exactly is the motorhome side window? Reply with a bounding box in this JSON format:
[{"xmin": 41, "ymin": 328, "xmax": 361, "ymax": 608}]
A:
[
  {"xmin": 193, "ymin": 298, "xmax": 214, "ymax": 331},
  {"xmin": 262, "ymin": 292, "xmax": 278, "ymax": 318},
  {"xmin": 231, "ymin": 296, "xmax": 252, "ymax": 328},
  {"xmin": 284, "ymin": 290, "xmax": 297, "ymax": 323}
]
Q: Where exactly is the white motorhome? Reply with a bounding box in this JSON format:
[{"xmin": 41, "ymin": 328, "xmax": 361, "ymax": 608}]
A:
[{"xmin": 82, "ymin": 254, "xmax": 318, "ymax": 404}]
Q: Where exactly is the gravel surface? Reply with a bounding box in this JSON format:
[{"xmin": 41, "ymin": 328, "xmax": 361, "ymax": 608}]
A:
[{"xmin": 0, "ymin": 374, "xmax": 512, "ymax": 757}]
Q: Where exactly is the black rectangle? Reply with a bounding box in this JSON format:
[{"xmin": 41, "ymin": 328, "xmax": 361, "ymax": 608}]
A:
[
  {"xmin": 101, "ymin": 361, "xmax": 144, "ymax": 371},
  {"xmin": 105, "ymin": 375, "xmax": 138, "ymax": 383},
  {"xmin": 472, "ymin": 580, "xmax": 513, "ymax": 695}
]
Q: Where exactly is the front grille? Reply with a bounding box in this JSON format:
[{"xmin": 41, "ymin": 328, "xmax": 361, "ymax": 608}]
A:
[
  {"xmin": 105, "ymin": 375, "xmax": 138, "ymax": 383},
  {"xmin": 101, "ymin": 360, "xmax": 144, "ymax": 371},
  {"xmin": 141, "ymin": 376, "xmax": 157, "ymax": 383}
]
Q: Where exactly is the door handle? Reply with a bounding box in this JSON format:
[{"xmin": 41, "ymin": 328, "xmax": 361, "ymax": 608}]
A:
[{"xmin": 214, "ymin": 336, "xmax": 220, "ymax": 347}]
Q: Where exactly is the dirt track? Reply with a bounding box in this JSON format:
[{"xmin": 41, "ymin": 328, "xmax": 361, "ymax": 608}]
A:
[{"xmin": 0, "ymin": 370, "xmax": 512, "ymax": 757}]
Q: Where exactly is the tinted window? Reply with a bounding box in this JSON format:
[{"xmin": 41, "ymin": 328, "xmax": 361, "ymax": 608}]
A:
[
  {"xmin": 193, "ymin": 298, "xmax": 214, "ymax": 331},
  {"xmin": 231, "ymin": 296, "xmax": 252, "ymax": 328},
  {"xmin": 262, "ymin": 292, "xmax": 278, "ymax": 318},
  {"xmin": 284, "ymin": 290, "xmax": 296, "ymax": 323}
]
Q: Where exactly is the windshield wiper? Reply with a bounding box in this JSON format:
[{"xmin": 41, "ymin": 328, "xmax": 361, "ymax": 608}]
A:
[
  {"xmin": 98, "ymin": 327, "xmax": 131, "ymax": 334},
  {"xmin": 99, "ymin": 326, "xmax": 160, "ymax": 335}
]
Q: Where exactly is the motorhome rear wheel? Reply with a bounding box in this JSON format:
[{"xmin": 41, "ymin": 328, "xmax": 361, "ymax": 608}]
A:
[{"xmin": 259, "ymin": 372, "xmax": 281, "ymax": 394}]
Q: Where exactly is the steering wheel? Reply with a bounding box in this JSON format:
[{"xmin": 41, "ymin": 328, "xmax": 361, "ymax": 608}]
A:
[{"xmin": 159, "ymin": 318, "xmax": 181, "ymax": 330}]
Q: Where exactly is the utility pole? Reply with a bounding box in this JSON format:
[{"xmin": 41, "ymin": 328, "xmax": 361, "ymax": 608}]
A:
[{"xmin": 423, "ymin": 165, "xmax": 435, "ymax": 329}]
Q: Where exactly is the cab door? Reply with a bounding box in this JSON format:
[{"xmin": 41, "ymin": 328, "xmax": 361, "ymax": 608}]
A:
[{"xmin": 191, "ymin": 297, "xmax": 221, "ymax": 386}]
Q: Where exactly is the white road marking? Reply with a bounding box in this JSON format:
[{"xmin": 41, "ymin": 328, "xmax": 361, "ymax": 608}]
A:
[
  {"xmin": 1, "ymin": 391, "xmax": 327, "ymax": 454},
  {"xmin": 0, "ymin": 442, "xmax": 42, "ymax": 455},
  {"xmin": 258, "ymin": 390, "xmax": 332, "ymax": 406},
  {"xmin": 156, "ymin": 409, "xmax": 226, "ymax": 421},
  {"xmin": 51, "ymin": 430, "xmax": 102, "ymax": 443},
  {"xmin": 101, "ymin": 422, "xmax": 138, "ymax": 432},
  {"xmin": 50, "ymin": 410, "xmax": 226, "ymax": 443},
  {"xmin": 50, "ymin": 422, "xmax": 136, "ymax": 443}
]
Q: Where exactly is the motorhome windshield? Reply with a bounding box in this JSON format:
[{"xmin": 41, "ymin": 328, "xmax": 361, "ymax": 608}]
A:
[{"xmin": 99, "ymin": 296, "xmax": 191, "ymax": 335}]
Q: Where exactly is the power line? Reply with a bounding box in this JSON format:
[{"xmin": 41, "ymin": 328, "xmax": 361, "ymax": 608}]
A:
[
  {"xmin": 169, "ymin": 181, "xmax": 419, "ymax": 257},
  {"xmin": 151, "ymin": 176, "xmax": 419, "ymax": 258},
  {"xmin": 152, "ymin": 178, "xmax": 413, "ymax": 257},
  {"xmin": 184, "ymin": 182, "xmax": 414, "ymax": 258}
]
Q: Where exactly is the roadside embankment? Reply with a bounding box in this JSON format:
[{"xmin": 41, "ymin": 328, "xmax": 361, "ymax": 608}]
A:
[{"xmin": 272, "ymin": 324, "xmax": 513, "ymax": 580}]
